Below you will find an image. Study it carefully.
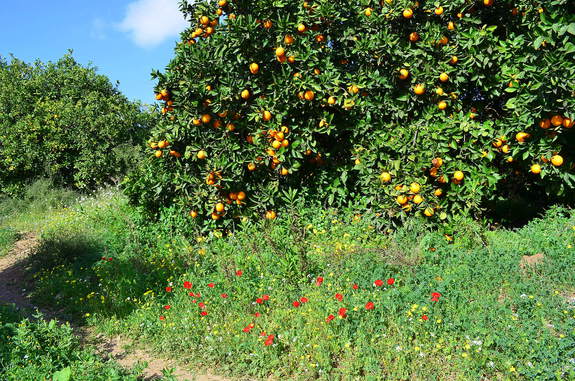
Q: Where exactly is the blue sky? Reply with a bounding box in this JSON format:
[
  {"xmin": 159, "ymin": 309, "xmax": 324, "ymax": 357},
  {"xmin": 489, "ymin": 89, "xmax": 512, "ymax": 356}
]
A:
[{"xmin": 0, "ymin": 0, "xmax": 189, "ymax": 104}]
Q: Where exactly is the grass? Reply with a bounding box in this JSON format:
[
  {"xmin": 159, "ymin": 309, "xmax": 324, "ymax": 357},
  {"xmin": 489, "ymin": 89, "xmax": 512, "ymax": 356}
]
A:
[
  {"xmin": 0, "ymin": 227, "xmax": 18, "ymax": 257},
  {"xmin": 1, "ymin": 185, "xmax": 574, "ymax": 380}
]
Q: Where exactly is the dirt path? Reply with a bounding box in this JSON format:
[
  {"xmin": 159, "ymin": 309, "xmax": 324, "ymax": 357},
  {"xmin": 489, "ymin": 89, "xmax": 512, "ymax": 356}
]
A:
[{"xmin": 0, "ymin": 233, "xmax": 231, "ymax": 381}]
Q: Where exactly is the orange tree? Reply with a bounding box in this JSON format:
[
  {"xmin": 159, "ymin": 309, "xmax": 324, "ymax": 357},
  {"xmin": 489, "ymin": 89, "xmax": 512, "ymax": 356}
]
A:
[
  {"xmin": 124, "ymin": 0, "xmax": 575, "ymax": 229},
  {"xmin": 0, "ymin": 54, "xmax": 152, "ymax": 196}
]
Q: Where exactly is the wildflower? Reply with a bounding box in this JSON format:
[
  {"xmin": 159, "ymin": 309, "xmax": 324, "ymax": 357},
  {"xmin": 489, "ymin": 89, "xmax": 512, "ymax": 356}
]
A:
[
  {"xmin": 163, "ymin": 305, "xmax": 171, "ymax": 310},
  {"xmin": 243, "ymin": 323, "xmax": 255, "ymax": 333},
  {"xmin": 264, "ymin": 334, "xmax": 275, "ymax": 346},
  {"xmin": 221, "ymin": 293, "xmax": 228, "ymax": 298},
  {"xmin": 352, "ymin": 284, "xmax": 359, "ymax": 290},
  {"xmin": 159, "ymin": 316, "xmax": 166, "ymax": 321},
  {"xmin": 200, "ymin": 311, "xmax": 208, "ymax": 316},
  {"xmin": 236, "ymin": 270, "xmax": 243, "ymax": 276},
  {"xmin": 300, "ymin": 297, "xmax": 309, "ymax": 303},
  {"xmin": 374, "ymin": 279, "xmax": 384, "ymax": 287},
  {"xmin": 335, "ymin": 293, "xmax": 343, "ymax": 302},
  {"xmin": 431, "ymin": 292, "xmax": 441, "ymax": 302},
  {"xmin": 387, "ymin": 278, "xmax": 395, "ymax": 285},
  {"xmin": 183, "ymin": 281, "xmax": 192, "ymax": 289},
  {"xmin": 262, "ymin": 294, "xmax": 270, "ymax": 301},
  {"xmin": 326, "ymin": 314, "xmax": 335, "ymax": 323},
  {"xmin": 198, "ymin": 302, "xmax": 206, "ymax": 309},
  {"xmin": 260, "ymin": 331, "xmax": 266, "ymax": 337},
  {"xmin": 338, "ymin": 308, "xmax": 348, "ymax": 318},
  {"xmin": 293, "ymin": 301, "xmax": 301, "ymax": 308},
  {"xmin": 254, "ymin": 312, "xmax": 261, "ymax": 318},
  {"xmin": 421, "ymin": 315, "xmax": 429, "ymax": 321},
  {"xmin": 256, "ymin": 298, "xmax": 264, "ymax": 304},
  {"xmin": 365, "ymin": 301, "xmax": 375, "ymax": 310},
  {"xmin": 208, "ymin": 283, "xmax": 215, "ymax": 288},
  {"xmin": 316, "ymin": 277, "xmax": 324, "ymax": 286},
  {"xmin": 165, "ymin": 286, "xmax": 173, "ymax": 292},
  {"xmin": 107, "ymin": 257, "xmax": 113, "ymax": 261}
]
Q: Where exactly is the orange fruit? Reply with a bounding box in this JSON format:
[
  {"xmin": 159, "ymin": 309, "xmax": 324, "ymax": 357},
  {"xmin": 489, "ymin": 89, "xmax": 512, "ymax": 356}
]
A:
[
  {"xmin": 403, "ymin": 9, "xmax": 413, "ymax": 18},
  {"xmin": 281, "ymin": 139, "xmax": 289, "ymax": 148},
  {"xmin": 327, "ymin": 96, "xmax": 336, "ymax": 105},
  {"xmin": 364, "ymin": 8, "xmax": 373, "ymax": 16},
  {"xmin": 280, "ymin": 168, "xmax": 289, "ymax": 176},
  {"xmin": 409, "ymin": 32, "xmax": 420, "ymax": 42},
  {"xmin": 484, "ymin": 0, "xmax": 494, "ymax": 6},
  {"xmin": 501, "ymin": 145, "xmax": 510, "ymax": 154},
  {"xmin": 288, "ymin": 56, "xmax": 296, "ymax": 64},
  {"xmin": 247, "ymin": 163, "xmax": 256, "ymax": 171},
  {"xmin": 380, "ymin": 172, "xmax": 392, "ymax": 183},
  {"xmin": 453, "ymin": 171, "xmax": 464, "ymax": 181},
  {"xmin": 154, "ymin": 151, "xmax": 163, "ymax": 158},
  {"xmin": 250, "ymin": 63, "xmax": 259, "ymax": 74},
  {"xmin": 551, "ymin": 155, "xmax": 564, "ymax": 167},
  {"xmin": 438, "ymin": 100, "xmax": 448, "ymax": 110},
  {"xmin": 399, "ymin": 69, "xmax": 409, "ymax": 80},
  {"xmin": 200, "ymin": 16, "xmax": 210, "ymax": 25},
  {"xmin": 413, "ymin": 195, "xmax": 424, "ymax": 204},
  {"xmin": 297, "ymin": 24, "xmax": 307, "ymax": 33},
  {"xmin": 396, "ymin": 195, "xmax": 408, "ymax": 205},
  {"xmin": 226, "ymin": 123, "xmax": 235, "ymax": 132},
  {"xmin": 563, "ymin": 118, "xmax": 573, "ymax": 128},
  {"xmin": 275, "ymin": 47, "xmax": 285, "ymax": 57},
  {"xmin": 263, "ymin": 20, "xmax": 273, "ymax": 29},
  {"xmin": 349, "ymin": 85, "xmax": 360, "ymax": 94},
  {"xmin": 215, "ymin": 203, "xmax": 225, "ymax": 213},
  {"xmin": 197, "ymin": 150, "xmax": 208, "ymax": 160},
  {"xmin": 530, "ymin": 164, "xmax": 541, "ymax": 174},
  {"xmin": 211, "ymin": 212, "xmax": 221, "ymax": 220},
  {"xmin": 272, "ymin": 140, "xmax": 282, "ymax": 149},
  {"xmin": 241, "ymin": 89, "xmax": 250, "ymax": 100},
  {"xmin": 434, "ymin": 189, "xmax": 443, "ymax": 197},
  {"xmin": 551, "ymin": 115, "xmax": 564, "ymax": 127},
  {"xmin": 539, "ymin": 119, "xmax": 551, "ymax": 129},
  {"xmin": 515, "ymin": 132, "xmax": 530, "ymax": 142},
  {"xmin": 158, "ymin": 140, "xmax": 168, "ymax": 149},
  {"xmin": 265, "ymin": 210, "xmax": 277, "ymax": 220},
  {"xmin": 304, "ymin": 90, "xmax": 315, "ymax": 101},
  {"xmin": 436, "ymin": 87, "xmax": 445, "ymax": 96},
  {"xmin": 424, "ymin": 208, "xmax": 435, "ymax": 217},
  {"xmin": 410, "ymin": 183, "xmax": 421, "ymax": 194},
  {"xmin": 439, "ymin": 73, "xmax": 449, "ymax": 82},
  {"xmin": 189, "ymin": 210, "xmax": 198, "ymax": 218},
  {"xmin": 447, "ymin": 21, "xmax": 455, "ymax": 30},
  {"xmin": 432, "ymin": 158, "xmax": 444, "ymax": 168},
  {"xmin": 160, "ymin": 89, "xmax": 169, "ymax": 98},
  {"xmin": 315, "ymin": 34, "xmax": 325, "ymax": 43},
  {"xmin": 435, "ymin": 6, "xmax": 444, "ymax": 15},
  {"xmin": 449, "ymin": 56, "xmax": 458, "ymax": 64},
  {"xmin": 155, "ymin": 93, "xmax": 163, "ymax": 100},
  {"xmin": 284, "ymin": 35, "xmax": 295, "ymax": 45},
  {"xmin": 262, "ymin": 110, "xmax": 272, "ymax": 121},
  {"xmin": 413, "ymin": 84, "xmax": 426, "ymax": 95}
]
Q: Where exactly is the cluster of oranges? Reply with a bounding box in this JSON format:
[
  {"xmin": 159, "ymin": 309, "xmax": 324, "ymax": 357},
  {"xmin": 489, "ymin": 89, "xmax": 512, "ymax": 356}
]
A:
[{"xmin": 149, "ymin": 139, "xmax": 181, "ymax": 159}]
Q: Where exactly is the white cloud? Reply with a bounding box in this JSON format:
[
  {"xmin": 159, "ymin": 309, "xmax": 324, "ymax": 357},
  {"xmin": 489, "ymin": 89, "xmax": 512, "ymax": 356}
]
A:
[
  {"xmin": 119, "ymin": 0, "xmax": 188, "ymax": 48},
  {"xmin": 90, "ymin": 18, "xmax": 108, "ymax": 40}
]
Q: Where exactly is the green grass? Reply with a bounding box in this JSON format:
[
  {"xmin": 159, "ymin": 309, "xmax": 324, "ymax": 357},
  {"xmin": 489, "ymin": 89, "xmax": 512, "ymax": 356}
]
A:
[
  {"xmin": 1, "ymin": 187, "xmax": 575, "ymax": 380},
  {"xmin": 0, "ymin": 227, "xmax": 18, "ymax": 257}
]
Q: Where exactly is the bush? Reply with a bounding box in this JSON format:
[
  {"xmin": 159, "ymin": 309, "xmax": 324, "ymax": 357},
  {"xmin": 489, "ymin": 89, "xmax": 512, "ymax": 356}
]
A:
[
  {"xmin": 0, "ymin": 53, "xmax": 154, "ymax": 196},
  {"xmin": 124, "ymin": 0, "xmax": 575, "ymax": 229}
]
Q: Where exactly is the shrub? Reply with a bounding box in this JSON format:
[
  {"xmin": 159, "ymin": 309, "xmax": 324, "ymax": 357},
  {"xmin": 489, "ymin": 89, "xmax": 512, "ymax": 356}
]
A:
[
  {"xmin": 0, "ymin": 53, "xmax": 153, "ymax": 196},
  {"xmin": 125, "ymin": 0, "xmax": 575, "ymax": 229}
]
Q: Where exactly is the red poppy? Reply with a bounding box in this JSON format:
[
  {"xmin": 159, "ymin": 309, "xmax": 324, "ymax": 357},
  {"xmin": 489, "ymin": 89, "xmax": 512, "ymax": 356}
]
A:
[
  {"xmin": 326, "ymin": 314, "xmax": 335, "ymax": 322},
  {"xmin": 243, "ymin": 323, "xmax": 254, "ymax": 333},
  {"xmin": 260, "ymin": 331, "xmax": 266, "ymax": 337},
  {"xmin": 183, "ymin": 281, "xmax": 192, "ymax": 289},
  {"xmin": 262, "ymin": 294, "xmax": 270, "ymax": 301},
  {"xmin": 300, "ymin": 297, "xmax": 309, "ymax": 303},
  {"xmin": 256, "ymin": 298, "xmax": 264, "ymax": 304},
  {"xmin": 196, "ymin": 293, "xmax": 201, "ymax": 298},
  {"xmin": 159, "ymin": 316, "xmax": 166, "ymax": 321},
  {"xmin": 165, "ymin": 287, "xmax": 173, "ymax": 292},
  {"xmin": 292, "ymin": 301, "xmax": 301, "ymax": 308},
  {"xmin": 101, "ymin": 257, "xmax": 106, "ymax": 261},
  {"xmin": 365, "ymin": 301, "xmax": 375, "ymax": 310},
  {"xmin": 374, "ymin": 279, "xmax": 384, "ymax": 287},
  {"xmin": 387, "ymin": 278, "xmax": 395, "ymax": 285},
  {"xmin": 207, "ymin": 283, "xmax": 215, "ymax": 288},
  {"xmin": 192, "ymin": 299, "xmax": 197, "ymax": 303},
  {"xmin": 107, "ymin": 257, "xmax": 113, "ymax": 261},
  {"xmin": 421, "ymin": 315, "xmax": 429, "ymax": 321},
  {"xmin": 335, "ymin": 293, "xmax": 343, "ymax": 302},
  {"xmin": 163, "ymin": 305, "xmax": 171, "ymax": 310},
  {"xmin": 352, "ymin": 284, "xmax": 359, "ymax": 290},
  {"xmin": 236, "ymin": 270, "xmax": 243, "ymax": 276},
  {"xmin": 198, "ymin": 302, "xmax": 206, "ymax": 309},
  {"xmin": 431, "ymin": 292, "xmax": 442, "ymax": 302},
  {"xmin": 338, "ymin": 308, "xmax": 347, "ymax": 318},
  {"xmin": 315, "ymin": 276, "xmax": 324, "ymax": 286},
  {"xmin": 189, "ymin": 292, "xmax": 194, "ymax": 297},
  {"xmin": 264, "ymin": 334, "xmax": 275, "ymax": 346},
  {"xmin": 200, "ymin": 311, "xmax": 208, "ymax": 316},
  {"xmin": 254, "ymin": 312, "xmax": 261, "ymax": 318},
  {"xmin": 221, "ymin": 293, "xmax": 228, "ymax": 298}
]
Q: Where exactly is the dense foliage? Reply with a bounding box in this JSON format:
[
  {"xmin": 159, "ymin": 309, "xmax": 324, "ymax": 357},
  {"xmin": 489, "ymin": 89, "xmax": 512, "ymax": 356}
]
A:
[
  {"xmin": 124, "ymin": 0, "xmax": 575, "ymax": 229},
  {"xmin": 0, "ymin": 54, "xmax": 152, "ymax": 196}
]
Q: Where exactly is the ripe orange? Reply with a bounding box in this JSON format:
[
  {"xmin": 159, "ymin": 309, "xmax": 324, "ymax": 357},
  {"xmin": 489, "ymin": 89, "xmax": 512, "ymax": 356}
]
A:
[
  {"xmin": 272, "ymin": 140, "xmax": 282, "ymax": 149},
  {"xmin": 218, "ymin": 0, "xmax": 227, "ymax": 7},
  {"xmin": 399, "ymin": 69, "xmax": 409, "ymax": 80},
  {"xmin": 432, "ymin": 158, "xmax": 444, "ymax": 168},
  {"xmin": 453, "ymin": 171, "xmax": 464, "ymax": 181},
  {"xmin": 265, "ymin": 210, "xmax": 277, "ymax": 220},
  {"xmin": 435, "ymin": 6, "xmax": 444, "ymax": 15},
  {"xmin": 380, "ymin": 172, "xmax": 392, "ymax": 183},
  {"xmin": 154, "ymin": 151, "xmax": 163, "ymax": 158},
  {"xmin": 275, "ymin": 47, "xmax": 285, "ymax": 57},
  {"xmin": 197, "ymin": 150, "xmax": 208, "ymax": 160},
  {"xmin": 447, "ymin": 21, "xmax": 455, "ymax": 30},
  {"xmin": 563, "ymin": 118, "xmax": 573, "ymax": 128},
  {"xmin": 160, "ymin": 89, "xmax": 169, "ymax": 98},
  {"xmin": 434, "ymin": 189, "xmax": 443, "ymax": 197},
  {"xmin": 396, "ymin": 195, "xmax": 408, "ymax": 205},
  {"xmin": 280, "ymin": 168, "xmax": 289, "ymax": 176},
  {"xmin": 158, "ymin": 140, "xmax": 169, "ymax": 149},
  {"xmin": 449, "ymin": 56, "xmax": 458, "ymax": 64},
  {"xmin": 327, "ymin": 96, "xmax": 336, "ymax": 105},
  {"xmin": 226, "ymin": 123, "xmax": 235, "ymax": 132},
  {"xmin": 155, "ymin": 93, "xmax": 163, "ymax": 100},
  {"xmin": 315, "ymin": 34, "xmax": 325, "ymax": 43},
  {"xmin": 281, "ymin": 139, "xmax": 289, "ymax": 147},
  {"xmin": 551, "ymin": 115, "xmax": 564, "ymax": 127},
  {"xmin": 241, "ymin": 89, "xmax": 250, "ymax": 100},
  {"xmin": 436, "ymin": 87, "xmax": 444, "ymax": 96},
  {"xmin": 211, "ymin": 212, "xmax": 221, "ymax": 220},
  {"xmin": 250, "ymin": 63, "xmax": 259, "ymax": 74},
  {"xmin": 410, "ymin": 183, "xmax": 421, "ymax": 194},
  {"xmin": 413, "ymin": 195, "xmax": 424, "ymax": 204},
  {"xmin": 189, "ymin": 210, "xmax": 198, "ymax": 218},
  {"xmin": 409, "ymin": 32, "xmax": 420, "ymax": 42},
  {"xmin": 403, "ymin": 9, "xmax": 413, "ymax": 19},
  {"xmin": 263, "ymin": 20, "xmax": 273, "ymax": 29},
  {"xmin": 364, "ymin": 8, "xmax": 373, "ymax": 16},
  {"xmin": 262, "ymin": 110, "xmax": 272, "ymax": 121},
  {"xmin": 439, "ymin": 73, "xmax": 449, "ymax": 82},
  {"xmin": 349, "ymin": 85, "xmax": 360, "ymax": 94},
  {"xmin": 484, "ymin": 0, "xmax": 494, "ymax": 6},
  {"xmin": 304, "ymin": 90, "xmax": 315, "ymax": 101},
  {"xmin": 413, "ymin": 84, "xmax": 426, "ymax": 95},
  {"xmin": 200, "ymin": 16, "xmax": 210, "ymax": 25},
  {"xmin": 438, "ymin": 100, "xmax": 447, "ymax": 110},
  {"xmin": 247, "ymin": 163, "xmax": 256, "ymax": 171},
  {"xmin": 530, "ymin": 164, "xmax": 541, "ymax": 174},
  {"xmin": 501, "ymin": 145, "xmax": 510, "ymax": 154},
  {"xmin": 516, "ymin": 132, "xmax": 530, "ymax": 142},
  {"xmin": 539, "ymin": 119, "xmax": 551, "ymax": 129},
  {"xmin": 297, "ymin": 24, "xmax": 307, "ymax": 33},
  {"xmin": 284, "ymin": 35, "xmax": 295, "ymax": 45},
  {"xmin": 288, "ymin": 56, "xmax": 296, "ymax": 64},
  {"xmin": 551, "ymin": 155, "xmax": 564, "ymax": 167},
  {"xmin": 215, "ymin": 203, "xmax": 225, "ymax": 213},
  {"xmin": 424, "ymin": 208, "xmax": 435, "ymax": 217}
]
